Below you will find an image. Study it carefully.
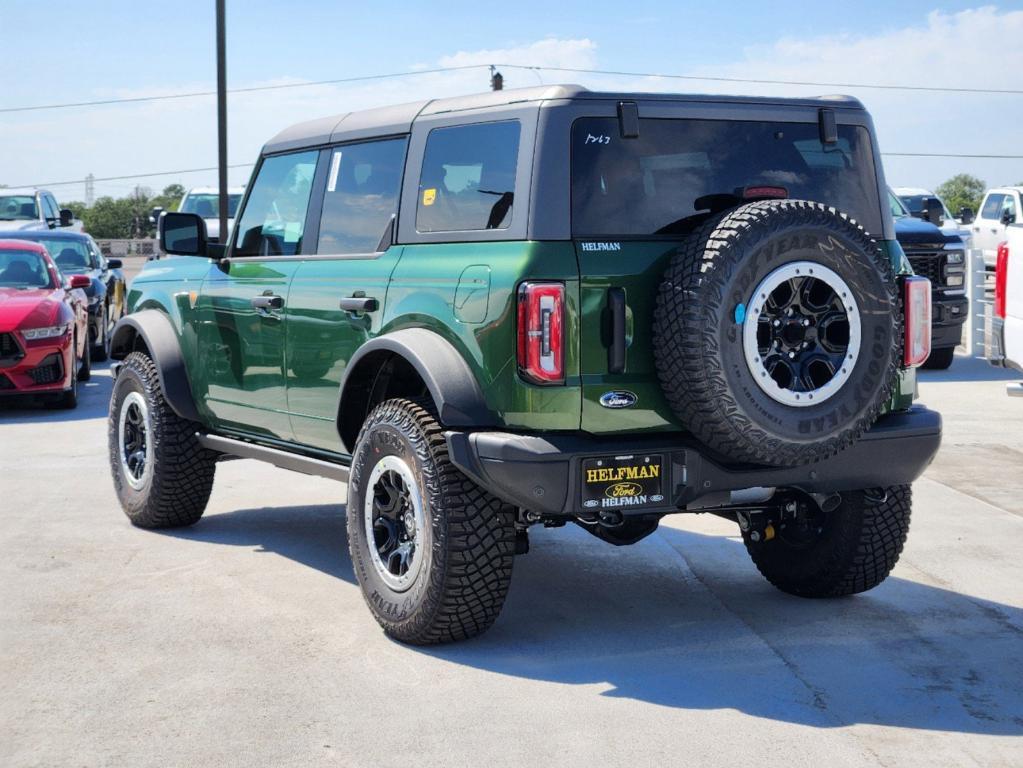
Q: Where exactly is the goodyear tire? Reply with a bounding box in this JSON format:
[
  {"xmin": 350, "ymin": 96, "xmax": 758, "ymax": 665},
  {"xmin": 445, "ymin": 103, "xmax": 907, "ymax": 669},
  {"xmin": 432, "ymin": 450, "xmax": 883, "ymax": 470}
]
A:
[
  {"xmin": 653, "ymin": 200, "xmax": 899, "ymax": 467},
  {"xmin": 744, "ymin": 486, "xmax": 911, "ymax": 597},
  {"xmin": 348, "ymin": 398, "xmax": 516, "ymax": 645},
  {"xmin": 108, "ymin": 351, "xmax": 217, "ymax": 528}
]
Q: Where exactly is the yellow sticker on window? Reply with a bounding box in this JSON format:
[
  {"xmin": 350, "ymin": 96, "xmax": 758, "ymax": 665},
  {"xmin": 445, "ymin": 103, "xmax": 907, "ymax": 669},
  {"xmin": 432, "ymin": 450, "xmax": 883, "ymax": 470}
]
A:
[{"xmin": 422, "ymin": 188, "xmax": 437, "ymax": 206}]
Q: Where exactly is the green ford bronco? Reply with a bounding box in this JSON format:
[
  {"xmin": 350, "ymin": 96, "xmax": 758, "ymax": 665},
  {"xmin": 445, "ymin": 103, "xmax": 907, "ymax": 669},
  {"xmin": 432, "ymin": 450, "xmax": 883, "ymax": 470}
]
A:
[{"xmin": 108, "ymin": 85, "xmax": 940, "ymax": 644}]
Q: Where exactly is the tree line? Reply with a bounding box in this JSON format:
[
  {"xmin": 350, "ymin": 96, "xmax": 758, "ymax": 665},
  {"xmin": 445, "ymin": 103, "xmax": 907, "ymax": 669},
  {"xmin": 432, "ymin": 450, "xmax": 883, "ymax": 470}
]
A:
[{"xmin": 63, "ymin": 184, "xmax": 186, "ymax": 239}]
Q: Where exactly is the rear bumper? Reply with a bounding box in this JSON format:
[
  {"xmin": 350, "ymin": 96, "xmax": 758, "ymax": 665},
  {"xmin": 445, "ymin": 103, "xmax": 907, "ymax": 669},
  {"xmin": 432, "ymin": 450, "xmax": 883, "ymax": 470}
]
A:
[{"xmin": 446, "ymin": 407, "xmax": 942, "ymax": 516}]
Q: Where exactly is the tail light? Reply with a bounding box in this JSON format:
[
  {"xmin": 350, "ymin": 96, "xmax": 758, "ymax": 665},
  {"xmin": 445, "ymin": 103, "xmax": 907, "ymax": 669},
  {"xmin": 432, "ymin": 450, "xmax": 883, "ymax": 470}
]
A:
[
  {"xmin": 995, "ymin": 241, "xmax": 1009, "ymax": 319},
  {"xmin": 517, "ymin": 282, "xmax": 564, "ymax": 384},
  {"xmin": 904, "ymin": 276, "xmax": 932, "ymax": 367}
]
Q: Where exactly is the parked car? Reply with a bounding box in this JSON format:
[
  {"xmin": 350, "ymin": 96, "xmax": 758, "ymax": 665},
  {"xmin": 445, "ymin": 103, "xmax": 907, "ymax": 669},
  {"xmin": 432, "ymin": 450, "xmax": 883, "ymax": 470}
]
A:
[
  {"xmin": 991, "ymin": 227, "xmax": 1023, "ymax": 397},
  {"xmin": 0, "ymin": 239, "xmax": 91, "ymax": 408},
  {"xmin": 893, "ymin": 186, "xmax": 972, "ymax": 246},
  {"xmin": 110, "ymin": 85, "xmax": 939, "ymax": 644},
  {"xmin": 0, "ymin": 230, "xmax": 125, "ymax": 361},
  {"xmin": 0, "ymin": 188, "xmax": 81, "ymax": 233},
  {"xmin": 890, "ymin": 191, "xmax": 967, "ymax": 369},
  {"xmin": 150, "ymin": 186, "xmax": 244, "ymax": 245},
  {"xmin": 971, "ymin": 187, "xmax": 1022, "ymax": 268}
]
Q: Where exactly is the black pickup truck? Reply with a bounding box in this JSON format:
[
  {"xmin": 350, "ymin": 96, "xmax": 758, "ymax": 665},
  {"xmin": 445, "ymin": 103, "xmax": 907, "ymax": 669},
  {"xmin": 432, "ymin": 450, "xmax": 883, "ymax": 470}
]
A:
[{"xmin": 890, "ymin": 192, "xmax": 967, "ymax": 369}]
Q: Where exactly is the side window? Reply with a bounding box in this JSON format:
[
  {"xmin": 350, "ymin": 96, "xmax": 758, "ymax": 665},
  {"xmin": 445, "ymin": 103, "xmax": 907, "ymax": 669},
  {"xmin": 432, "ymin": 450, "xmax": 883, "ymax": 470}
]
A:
[
  {"xmin": 416, "ymin": 121, "xmax": 520, "ymax": 233},
  {"xmin": 1003, "ymin": 194, "xmax": 1017, "ymax": 222},
  {"xmin": 980, "ymin": 193, "xmax": 1005, "ymax": 220},
  {"xmin": 317, "ymin": 138, "xmax": 406, "ymax": 254},
  {"xmin": 233, "ymin": 151, "xmax": 317, "ymax": 257},
  {"xmin": 42, "ymin": 195, "xmax": 58, "ymax": 221}
]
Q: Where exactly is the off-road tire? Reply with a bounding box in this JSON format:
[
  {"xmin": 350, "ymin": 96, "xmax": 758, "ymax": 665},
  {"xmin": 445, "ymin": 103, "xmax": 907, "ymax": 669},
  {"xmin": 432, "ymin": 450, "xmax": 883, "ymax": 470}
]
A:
[
  {"xmin": 348, "ymin": 398, "xmax": 516, "ymax": 645},
  {"xmin": 744, "ymin": 486, "xmax": 912, "ymax": 597},
  {"xmin": 922, "ymin": 346, "xmax": 955, "ymax": 370},
  {"xmin": 653, "ymin": 200, "xmax": 899, "ymax": 467},
  {"xmin": 108, "ymin": 351, "xmax": 217, "ymax": 528}
]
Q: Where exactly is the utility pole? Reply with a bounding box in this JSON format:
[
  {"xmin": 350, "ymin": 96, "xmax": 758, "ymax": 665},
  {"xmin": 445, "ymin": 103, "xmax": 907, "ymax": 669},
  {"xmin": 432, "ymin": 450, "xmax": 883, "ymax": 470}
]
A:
[
  {"xmin": 84, "ymin": 173, "xmax": 95, "ymax": 207},
  {"xmin": 490, "ymin": 65, "xmax": 503, "ymax": 91},
  {"xmin": 216, "ymin": 0, "xmax": 229, "ymax": 244}
]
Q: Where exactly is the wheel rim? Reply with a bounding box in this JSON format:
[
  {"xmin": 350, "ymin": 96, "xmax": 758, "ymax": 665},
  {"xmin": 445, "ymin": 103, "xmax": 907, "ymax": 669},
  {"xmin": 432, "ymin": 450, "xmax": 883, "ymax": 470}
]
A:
[
  {"xmin": 363, "ymin": 455, "xmax": 426, "ymax": 592},
  {"xmin": 118, "ymin": 391, "xmax": 152, "ymax": 490},
  {"xmin": 742, "ymin": 261, "xmax": 861, "ymax": 407}
]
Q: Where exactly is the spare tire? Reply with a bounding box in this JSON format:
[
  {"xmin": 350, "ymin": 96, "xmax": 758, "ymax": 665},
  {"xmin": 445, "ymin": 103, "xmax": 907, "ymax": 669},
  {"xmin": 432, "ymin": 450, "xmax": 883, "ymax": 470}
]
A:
[{"xmin": 653, "ymin": 200, "xmax": 899, "ymax": 467}]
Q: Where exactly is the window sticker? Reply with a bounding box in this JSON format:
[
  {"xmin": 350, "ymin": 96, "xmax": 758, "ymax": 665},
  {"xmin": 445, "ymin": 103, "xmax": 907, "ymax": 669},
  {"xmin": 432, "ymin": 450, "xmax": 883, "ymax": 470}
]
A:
[
  {"xmin": 327, "ymin": 151, "xmax": 343, "ymax": 193},
  {"xmin": 422, "ymin": 188, "xmax": 437, "ymax": 206}
]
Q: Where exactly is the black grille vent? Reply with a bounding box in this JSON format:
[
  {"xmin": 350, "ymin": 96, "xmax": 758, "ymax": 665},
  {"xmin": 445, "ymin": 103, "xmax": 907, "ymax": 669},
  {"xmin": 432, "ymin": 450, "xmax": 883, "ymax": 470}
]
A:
[
  {"xmin": 0, "ymin": 373, "xmax": 13, "ymax": 390},
  {"xmin": 28, "ymin": 353, "xmax": 63, "ymax": 385},
  {"xmin": 0, "ymin": 332, "xmax": 24, "ymax": 364}
]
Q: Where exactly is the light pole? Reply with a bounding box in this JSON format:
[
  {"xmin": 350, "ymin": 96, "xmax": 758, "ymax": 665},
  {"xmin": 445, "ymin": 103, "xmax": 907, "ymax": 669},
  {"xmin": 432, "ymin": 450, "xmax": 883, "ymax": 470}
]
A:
[{"xmin": 216, "ymin": 0, "xmax": 228, "ymax": 244}]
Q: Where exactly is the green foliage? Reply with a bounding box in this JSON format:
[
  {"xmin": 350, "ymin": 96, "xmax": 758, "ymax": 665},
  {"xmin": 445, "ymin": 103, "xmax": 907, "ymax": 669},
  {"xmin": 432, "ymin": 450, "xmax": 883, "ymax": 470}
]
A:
[
  {"xmin": 935, "ymin": 174, "xmax": 986, "ymax": 216},
  {"xmin": 55, "ymin": 185, "xmax": 184, "ymax": 238}
]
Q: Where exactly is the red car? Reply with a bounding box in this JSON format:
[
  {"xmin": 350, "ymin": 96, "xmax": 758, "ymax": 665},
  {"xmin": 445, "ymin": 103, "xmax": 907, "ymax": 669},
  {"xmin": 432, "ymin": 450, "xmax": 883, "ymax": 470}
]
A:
[{"xmin": 0, "ymin": 239, "xmax": 91, "ymax": 408}]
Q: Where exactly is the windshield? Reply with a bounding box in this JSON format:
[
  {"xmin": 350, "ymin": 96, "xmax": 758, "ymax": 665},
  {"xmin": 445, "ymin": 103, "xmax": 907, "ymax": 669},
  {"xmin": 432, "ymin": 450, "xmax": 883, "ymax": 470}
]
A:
[
  {"xmin": 571, "ymin": 118, "xmax": 883, "ymax": 237},
  {"xmin": 37, "ymin": 238, "xmax": 95, "ymax": 272},
  {"xmin": 180, "ymin": 193, "xmax": 242, "ymax": 218},
  {"xmin": 898, "ymin": 193, "xmax": 953, "ymax": 221},
  {"xmin": 889, "ymin": 191, "xmax": 911, "ymax": 217},
  {"xmin": 0, "ymin": 250, "xmax": 53, "ymax": 288},
  {"xmin": 0, "ymin": 195, "xmax": 39, "ymax": 221}
]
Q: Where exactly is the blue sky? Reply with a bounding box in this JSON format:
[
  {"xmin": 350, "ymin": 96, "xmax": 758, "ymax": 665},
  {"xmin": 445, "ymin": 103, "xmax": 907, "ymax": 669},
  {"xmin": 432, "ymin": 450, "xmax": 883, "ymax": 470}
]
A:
[{"xmin": 3, "ymin": 1, "xmax": 1022, "ymax": 199}]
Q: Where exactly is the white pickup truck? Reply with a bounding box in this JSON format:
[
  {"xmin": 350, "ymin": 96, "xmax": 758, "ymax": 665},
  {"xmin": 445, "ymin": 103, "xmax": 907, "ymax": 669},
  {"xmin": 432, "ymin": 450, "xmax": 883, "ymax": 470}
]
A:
[
  {"xmin": 993, "ymin": 224, "xmax": 1023, "ymax": 397},
  {"xmin": 972, "ymin": 187, "xmax": 1021, "ymax": 268}
]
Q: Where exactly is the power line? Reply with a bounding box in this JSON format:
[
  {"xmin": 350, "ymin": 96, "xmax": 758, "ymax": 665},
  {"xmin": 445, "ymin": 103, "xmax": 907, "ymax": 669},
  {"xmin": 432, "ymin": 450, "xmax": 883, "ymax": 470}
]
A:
[
  {"xmin": 0, "ymin": 65, "xmax": 489, "ymax": 114},
  {"xmin": 13, "ymin": 164, "xmax": 254, "ymax": 188},
  {"xmin": 2, "ymin": 62, "xmax": 1021, "ymax": 115},
  {"xmin": 497, "ymin": 64, "xmax": 1023, "ymax": 96}
]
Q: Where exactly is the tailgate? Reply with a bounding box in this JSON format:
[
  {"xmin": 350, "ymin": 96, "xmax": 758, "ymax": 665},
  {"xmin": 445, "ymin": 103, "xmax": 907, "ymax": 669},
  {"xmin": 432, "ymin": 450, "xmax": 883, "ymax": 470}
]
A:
[{"xmin": 575, "ymin": 240, "xmax": 685, "ymax": 434}]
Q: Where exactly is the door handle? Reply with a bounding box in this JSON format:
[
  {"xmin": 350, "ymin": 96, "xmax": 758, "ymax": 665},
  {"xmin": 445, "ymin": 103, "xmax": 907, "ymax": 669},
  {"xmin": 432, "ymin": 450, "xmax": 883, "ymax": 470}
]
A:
[
  {"xmin": 607, "ymin": 287, "xmax": 627, "ymax": 374},
  {"xmin": 251, "ymin": 294, "xmax": 284, "ymax": 310},
  {"xmin": 339, "ymin": 296, "xmax": 379, "ymax": 313}
]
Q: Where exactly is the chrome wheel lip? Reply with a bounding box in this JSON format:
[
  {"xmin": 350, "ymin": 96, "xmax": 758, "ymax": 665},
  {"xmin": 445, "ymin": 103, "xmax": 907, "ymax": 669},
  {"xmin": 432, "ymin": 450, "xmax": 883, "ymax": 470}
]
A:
[
  {"xmin": 742, "ymin": 261, "xmax": 861, "ymax": 408},
  {"xmin": 363, "ymin": 455, "xmax": 427, "ymax": 592},
  {"xmin": 118, "ymin": 391, "xmax": 152, "ymax": 490}
]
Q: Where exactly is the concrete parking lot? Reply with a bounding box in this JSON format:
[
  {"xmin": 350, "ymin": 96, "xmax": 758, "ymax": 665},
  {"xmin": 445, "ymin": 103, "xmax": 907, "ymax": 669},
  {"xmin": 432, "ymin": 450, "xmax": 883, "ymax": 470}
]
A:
[{"xmin": 2, "ymin": 311, "xmax": 1021, "ymax": 765}]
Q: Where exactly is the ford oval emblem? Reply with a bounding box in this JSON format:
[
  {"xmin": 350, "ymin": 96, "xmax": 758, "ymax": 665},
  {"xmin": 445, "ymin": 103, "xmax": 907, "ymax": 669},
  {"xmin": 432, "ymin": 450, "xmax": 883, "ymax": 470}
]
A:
[{"xmin": 599, "ymin": 390, "xmax": 637, "ymax": 409}]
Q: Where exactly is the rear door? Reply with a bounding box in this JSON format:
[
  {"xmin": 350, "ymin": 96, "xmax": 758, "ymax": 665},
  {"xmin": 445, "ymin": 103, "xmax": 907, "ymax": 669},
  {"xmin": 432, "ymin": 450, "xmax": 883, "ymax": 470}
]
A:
[
  {"xmin": 570, "ymin": 110, "xmax": 885, "ymax": 434},
  {"xmin": 195, "ymin": 150, "xmax": 318, "ymax": 440},
  {"xmin": 285, "ymin": 137, "xmax": 408, "ymax": 453}
]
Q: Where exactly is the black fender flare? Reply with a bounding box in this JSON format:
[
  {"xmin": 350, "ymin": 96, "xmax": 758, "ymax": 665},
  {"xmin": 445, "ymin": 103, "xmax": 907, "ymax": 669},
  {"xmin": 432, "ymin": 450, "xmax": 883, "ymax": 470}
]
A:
[
  {"xmin": 338, "ymin": 328, "xmax": 495, "ymax": 451},
  {"xmin": 109, "ymin": 310, "xmax": 202, "ymax": 422}
]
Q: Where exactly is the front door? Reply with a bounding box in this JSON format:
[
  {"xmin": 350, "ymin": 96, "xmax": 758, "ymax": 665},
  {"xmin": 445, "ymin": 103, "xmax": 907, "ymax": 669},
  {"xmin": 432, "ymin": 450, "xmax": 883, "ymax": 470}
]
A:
[
  {"xmin": 285, "ymin": 138, "xmax": 408, "ymax": 453},
  {"xmin": 196, "ymin": 150, "xmax": 318, "ymax": 440}
]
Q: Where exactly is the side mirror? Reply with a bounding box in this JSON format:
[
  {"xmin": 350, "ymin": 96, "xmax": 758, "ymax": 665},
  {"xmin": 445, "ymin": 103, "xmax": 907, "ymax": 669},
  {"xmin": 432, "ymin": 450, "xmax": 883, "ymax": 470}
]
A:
[
  {"xmin": 160, "ymin": 212, "xmax": 208, "ymax": 257},
  {"xmin": 958, "ymin": 206, "xmax": 974, "ymax": 225},
  {"xmin": 149, "ymin": 206, "xmax": 165, "ymax": 225},
  {"xmin": 59, "ymin": 208, "xmax": 74, "ymax": 227},
  {"xmin": 1001, "ymin": 208, "xmax": 1016, "ymax": 226},
  {"xmin": 107, "ymin": 258, "xmax": 123, "ymax": 269},
  {"xmin": 69, "ymin": 274, "xmax": 91, "ymax": 290},
  {"xmin": 924, "ymin": 197, "xmax": 944, "ymax": 226}
]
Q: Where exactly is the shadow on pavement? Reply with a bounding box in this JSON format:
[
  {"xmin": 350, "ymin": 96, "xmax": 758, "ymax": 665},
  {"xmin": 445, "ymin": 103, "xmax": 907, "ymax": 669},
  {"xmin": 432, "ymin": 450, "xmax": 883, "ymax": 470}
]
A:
[
  {"xmin": 0, "ymin": 362, "xmax": 114, "ymax": 423},
  {"xmin": 164, "ymin": 503, "xmax": 1023, "ymax": 735}
]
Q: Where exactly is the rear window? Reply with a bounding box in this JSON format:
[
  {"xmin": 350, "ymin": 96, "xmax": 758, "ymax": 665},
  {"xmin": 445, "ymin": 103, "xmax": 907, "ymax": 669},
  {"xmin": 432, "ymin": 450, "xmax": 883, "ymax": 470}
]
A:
[
  {"xmin": 416, "ymin": 121, "xmax": 520, "ymax": 233},
  {"xmin": 571, "ymin": 117, "xmax": 882, "ymax": 237}
]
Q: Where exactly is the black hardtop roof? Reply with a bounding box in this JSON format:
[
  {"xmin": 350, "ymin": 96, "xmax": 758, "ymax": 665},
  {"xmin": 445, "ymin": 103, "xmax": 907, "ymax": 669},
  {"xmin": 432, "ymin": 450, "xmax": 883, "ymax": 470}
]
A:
[{"xmin": 262, "ymin": 84, "xmax": 865, "ymax": 154}]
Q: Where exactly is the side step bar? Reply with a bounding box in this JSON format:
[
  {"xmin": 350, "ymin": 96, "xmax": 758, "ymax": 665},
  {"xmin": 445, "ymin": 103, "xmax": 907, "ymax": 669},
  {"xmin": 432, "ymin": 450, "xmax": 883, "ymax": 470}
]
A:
[{"xmin": 196, "ymin": 433, "xmax": 350, "ymax": 482}]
